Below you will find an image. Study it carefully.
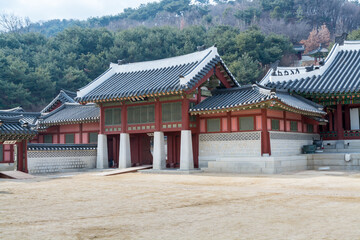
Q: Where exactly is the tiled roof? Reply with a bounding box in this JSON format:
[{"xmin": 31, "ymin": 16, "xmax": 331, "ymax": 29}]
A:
[
  {"xmin": 0, "ymin": 115, "xmax": 37, "ymax": 141},
  {"xmin": 260, "ymin": 41, "xmax": 360, "ymax": 95},
  {"xmin": 0, "ymin": 110, "xmax": 40, "ymax": 125},
  {"xmin": 190, "ymin": 84, "xmax": 325, "ymax": 116},
  {"xmin": 76, "ymin": 46, "xmax": 239, "ymax": 102},
  {"xmin": 41, "ymin": 90, "xmax": 76, "ymax": 113},
  {"xmin": 1, "ymin": 106, "xmax": 25, "ymax": 112},
  {"xmin": 293, "ymin": 44, "xmax": 305, "ymax": 52},
  {"xmin": 28, "ymin": 143, "xmax": 97, "ymax": 151},
  {"xmin": 40, "ymin": 103, "xmax": 99, "ymax": 126}
]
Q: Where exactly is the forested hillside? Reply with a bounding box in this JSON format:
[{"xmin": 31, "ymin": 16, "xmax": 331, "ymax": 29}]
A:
[
  {"xmin": 15, "ymin": 0, "xmax": 360, "ymax": 41},
  {"xmin": 0, "ymin": 0, "xmax": 360, "ymax": 110}
]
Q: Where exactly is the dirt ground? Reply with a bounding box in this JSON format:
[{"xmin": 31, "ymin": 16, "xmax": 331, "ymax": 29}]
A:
[{"xmin": 1, "ymin": 171, "xmax": 360, "ymax": 240}]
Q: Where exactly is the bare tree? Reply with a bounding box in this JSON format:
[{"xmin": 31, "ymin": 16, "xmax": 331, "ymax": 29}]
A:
[{"xmin": 0, "ymin": 13, "xmax": 31, "ymax": 33}]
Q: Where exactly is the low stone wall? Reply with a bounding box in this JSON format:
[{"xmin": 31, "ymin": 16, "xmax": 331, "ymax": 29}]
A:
[
  {"xmin": 199, "ymin": 132, "xmax": 261, "ymax": 168},
  {"xmin": 308, "ymin": 153, "xmax": 360, "ymax": 171},
  {"xmin": 27, "ymin": 144, "xmax": 97, "ymax": 174},
  {"xmin": 206, "ymin": 155, "xmax": 307, "ymax": 174},
  {"xmin": 270, "ymin": 132, "xmax": 319, "ymax": 156},
  {"xmin": 0, "ymin": 163, "xmax": 15, "ymax": 171}
]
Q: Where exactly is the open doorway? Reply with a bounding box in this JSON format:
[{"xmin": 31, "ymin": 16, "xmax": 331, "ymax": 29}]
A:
[
  {"xmin": 130, "ymin": 133, "xmax": 153, "ymax": 167},
  {"xmin": 107, "ymin": 135, "xmax": 119, "ymax": 168}
]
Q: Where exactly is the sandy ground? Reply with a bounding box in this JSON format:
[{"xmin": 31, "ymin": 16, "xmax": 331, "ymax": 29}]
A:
[{"xmin": 1, "ymin": 171, "xmax": 360, "ymax": 240}]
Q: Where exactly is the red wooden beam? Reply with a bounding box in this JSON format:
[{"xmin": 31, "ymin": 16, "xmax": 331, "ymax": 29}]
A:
[
  {"xmin": 155, "ymin": 100, "xmax": 161, "ymax": 131},
  {"xmin": 182, "ymin": 98, "xmax": 190, "ymax": 130},
  {"xmin": 261, "ymin": 109, "xmax": 271, "ymax": 156},
  {"xmin": 328, "ymin": 111, "xmax": 333, "ymax": 131},
  {"xmin": 121, "ymin": 105, "xmax": 127, "ymax": 133},
  {"xmin": 79, "ymin": 123, "xmax": 83, "ymax": 144},
  {"xmin": 185, "ymin": 70, "xmax": 214, "ymax": 94},
  {"xmin": 336, "ymin": 103, "xmax": 343, "ymax": 139},
  {"xmin": 215, "ymin": 67, "xmax": 231, "ymax": 89},
  {"xmin": 344, "ymin": 105, "xmax": 350, "ymax": 130},
  {"xmin": 100, "ymin": 103, "xmax": 105, "ymax": 134},
  {"xmin": 227, "ymin": 112, "xmax": 231, "ymax": 133}
]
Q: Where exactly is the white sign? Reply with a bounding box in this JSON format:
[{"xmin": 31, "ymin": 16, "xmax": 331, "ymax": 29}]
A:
[{"xmin": 3, "ymin": 140, "xmax": 17, "ymax": 144}]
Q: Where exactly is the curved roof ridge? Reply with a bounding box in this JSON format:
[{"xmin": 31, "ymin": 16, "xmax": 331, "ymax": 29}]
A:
[{"xmin": 76, "ymin": 46, "xmax": 238, "ymax": 102}]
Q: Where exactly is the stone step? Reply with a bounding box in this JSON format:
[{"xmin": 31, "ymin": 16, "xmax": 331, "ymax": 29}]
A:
[
  {"xmin": 323, "ymin": 149, "xmax": 360, "ymax": 153},
  {"xmin": 0, "ymin": 171, "xmax": 35, "ymax": 179},
  {"xmin": 310, "ymin": 153, "xmax": 347, "ymax": 160}
]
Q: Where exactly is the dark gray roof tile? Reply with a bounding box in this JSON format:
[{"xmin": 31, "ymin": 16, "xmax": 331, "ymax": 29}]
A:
[
  {"xmin": 40, "ymin": 103, "xmax": 99, "ymax": 126},
  {"xmin": 76, "ymin": 47, "xmax": 239, "ymax": 102},
  {"xmin": 191, "ymin": 84, "xmax": 325, "ymax": 116},
  {"xmin": 261, "ymin": 41, "xmax": 360, "ymax": 95}
]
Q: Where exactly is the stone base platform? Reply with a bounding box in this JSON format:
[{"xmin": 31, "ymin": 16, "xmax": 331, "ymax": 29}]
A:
[
  {"xmin": 204, "ymin": 155, "xmax": 308, "ymax": 174},
  {"xmin": 140, "ymin": 169, "xmax": 203, "ymax": 174}
]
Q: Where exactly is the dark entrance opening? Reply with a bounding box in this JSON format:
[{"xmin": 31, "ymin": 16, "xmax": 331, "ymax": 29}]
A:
[
  {"xmin": 107, "ymin": 135, "xmax": 119, "ymax": 168},
  {"xmin": 130, "ymin": 133, "xmax": 153, "ymax": 167},
  {"xmin": 166, "ymin": 132, "xmax": 181, "ymax": 168}
]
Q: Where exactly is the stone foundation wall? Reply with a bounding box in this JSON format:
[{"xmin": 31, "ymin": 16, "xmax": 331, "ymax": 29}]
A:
[
  {"xmin": 206, "ymin": 155, "xmax": 307, "ymax": 174},
  {"xmin": 199, "ymin": 132, "xmax": 261, "ymax": 168},
  {"xmin": 270, "ymin": 132, "xmax": 319, "ymax": 156},
  {"xmin": 308, "ymin": 153, "xmax": 360, "ymax": 171},
  {"xmin": 0, "ymin": 163, "xmax": 15, "ymax": 171},
  {"xmin": 28, "ymin": 149, "xmax": 97, "ymax": 174}
]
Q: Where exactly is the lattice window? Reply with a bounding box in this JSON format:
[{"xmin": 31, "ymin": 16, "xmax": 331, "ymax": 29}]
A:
[
  {"xmin": 207, "ymin": 118, "xmax": 220, "ymax": 132},
  {"xmin": 162, "ymin": 102, "xmax": 182, "ymax": 122},
  {"xmin": 290, "ymin": 121, "xmax": 298, "ymax": 132},
  {"xmin": 200, "ymin": 132, "xmax": 261, "ymax": 141},
  {"xmin": 128, "ymin": 105, "xmax": 155, "ymax": 124},
  {"xmin": 65, "ymin": 134, "xmax": 74, "ymax": 144},
  {"xmin": 307, "ymin": 124, "xmax": 314, "ymax": 133},
  {"xmin": 239, "ymin": 117, "xmax": 254, "ymax": 131},
  {"xmin": 28, "ymin": 150, "xmax": 97, "ymax": 158},
  {"xmin": 270, "ymin": 131, "xmax": 318, "ymax": 140},
  {"xmin": 105, "ymin": 108, "xmax": 121, "ymax": 126},
  {"xmin": 89, "ymin": 132, "xmax": 98, "ymax": 144},
  {"xmin": 44, "ymin": 135, "xmax": 53, "ymax": 143},
  {"xmin": 271, "ymin": 119, "xmax": 280, "ymax": 130}
]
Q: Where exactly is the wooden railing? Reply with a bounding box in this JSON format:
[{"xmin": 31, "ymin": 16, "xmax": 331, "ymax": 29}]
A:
[
  {"xmin": 320, "ymin": 131, "xmax": 338, "ymax": 140},
  {"xmin": 321, "ymin": 130, "xmax": 360, "ymax": 140}
]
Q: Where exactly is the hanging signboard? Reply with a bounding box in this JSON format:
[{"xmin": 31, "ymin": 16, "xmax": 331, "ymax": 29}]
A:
[{"xmin": 3, "ymin": 140, "xmax": 17, "ymax": 144}]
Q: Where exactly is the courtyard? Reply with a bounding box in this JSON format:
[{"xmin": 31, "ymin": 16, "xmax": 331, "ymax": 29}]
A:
[{"xmin": 1, "ymin": 171, "xmax": 360, "ymax": 239}]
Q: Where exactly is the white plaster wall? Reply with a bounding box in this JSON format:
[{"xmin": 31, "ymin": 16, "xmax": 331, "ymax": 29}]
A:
[
  {"xmin": 199, "ymin": 132, "xmax": 261, "ymax": 168},
  {"xmin": 28, "ymin": 150, "xmax": 97, "ymax": 174},
  {"xmin": 270, "ymin": 132, "xmax": 319, "ymax": 156}
]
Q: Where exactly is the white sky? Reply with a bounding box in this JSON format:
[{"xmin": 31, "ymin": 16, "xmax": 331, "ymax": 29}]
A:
[{"xmin": 0, "ymin": 0, "xmax": 160, "ymax": 22}]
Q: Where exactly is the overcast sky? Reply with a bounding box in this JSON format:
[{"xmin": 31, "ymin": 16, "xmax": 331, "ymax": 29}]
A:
[{"xmin": 0, "ymin": 0, "xmax": 160, "ymax": 22}]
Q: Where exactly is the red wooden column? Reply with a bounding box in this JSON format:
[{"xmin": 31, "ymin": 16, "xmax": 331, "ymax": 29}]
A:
[
  {"xmin": 79, "ymin": 123, "xmax": 83, "ymax": 144},
  {"xmin": 336, "ymin": 103, "xmax": 344, "ymax": 139},
  {"xmin": 23, "ymin": 141, "xmax": 28, "ymax": 173},
  {"xmin": 261, "ymin": 109, "xmax": 271, "ymax": 156},
  {"xmin": 57, "ymin": 126, "xmax": 60, "ymax": 143},
  {"xmin": 328, "ymin": 111, "xmax": 333, "ymax": 131},
  {"xmin": 99, "ymin": 103, "xmax": 105, "ymax": 134},
  {"xmin": 344, "ymin": 105, "xmax": 350, "ymax": 131},
  {"xmin": 182, "ymin": 98, "xmax": 190, "ymax": 130},
  {"xmin": 227, "ymin": 112, "xmax": 231, "ymax": 133},
  {"xmin": 155, "ymin": 99, "xmax": 161, "ymax": 131},
  {"xmin": 17, "ymin": 142, "xmax": 23, "ymax": 172},
  {"xmin": 121, "ymin": 105, "xmax": 127, "ymax": 133}
]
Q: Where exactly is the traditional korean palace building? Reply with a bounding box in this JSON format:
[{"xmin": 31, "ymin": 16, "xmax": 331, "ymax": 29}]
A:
[
  {"xmin": 261, "ymin": 40, "xmax": 360, "ymax": 150},
  {"xmin": 74, "ymin": 46, "xmax": 325, "ymax": 173},
  {"xmin": 1, "ymin": 40, "xmax": 360, "ymax": 174},
  {"xmin": 0, "ymin": 107, "xmax": 38, "ymax": 172}
]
